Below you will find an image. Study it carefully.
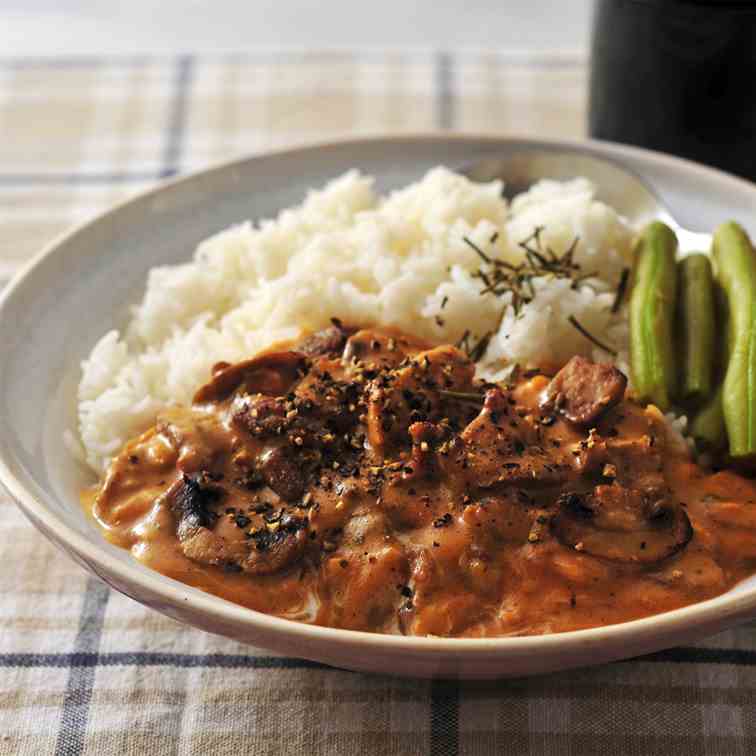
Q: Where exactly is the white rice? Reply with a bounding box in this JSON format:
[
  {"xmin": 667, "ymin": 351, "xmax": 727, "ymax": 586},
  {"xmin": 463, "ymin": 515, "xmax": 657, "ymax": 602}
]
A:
[{"xmin": 76, "ymin": 168, "xmax": 635, "ymax": 472}]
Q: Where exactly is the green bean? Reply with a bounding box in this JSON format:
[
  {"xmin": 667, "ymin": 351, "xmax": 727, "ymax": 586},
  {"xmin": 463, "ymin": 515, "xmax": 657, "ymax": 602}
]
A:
[
  {"xmin": 630, "ymin": 221, "xmax": 678, "ymax": 411},
  {"xmin": 690, "ymin": 275, "xmax": 728, "ymax": 454},
  {"xmin": 676, "ymin": 254, "xmax": 716, "ymax": 404},
  {"xmin": 711, "ymin": 221, "xmax": 756, "ymax": 463},
  {"xmin": 690, "ymin": 384, "xmax": 726, "ymax": 451}
]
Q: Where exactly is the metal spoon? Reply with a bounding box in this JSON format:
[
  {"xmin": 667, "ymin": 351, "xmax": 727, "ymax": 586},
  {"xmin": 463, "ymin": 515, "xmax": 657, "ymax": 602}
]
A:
[{"xmin": 462, "ymin": 147, "xmax": 712, "ymax": 253}]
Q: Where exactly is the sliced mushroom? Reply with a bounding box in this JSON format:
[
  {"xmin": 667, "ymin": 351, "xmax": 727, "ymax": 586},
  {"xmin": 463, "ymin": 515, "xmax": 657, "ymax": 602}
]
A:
[
  {"xmin": 167, "ymin": 475, "xmax": 308, "ymax": 575},
  {"xmin": 171, "ymin": 472, "xmax": 221, "ymax": 536},
  {"xmin": 551, "ymin": 487, "xmax": 693, "ymax": 564},
  {"xmin": 242, "ymin": 514, "xmax": 309, "ymax": 576},
  {"xmin": 180, "ymin": 515, "xmax": 309, "ymax": 576},
  {"xmin": 193, "ymin": 351, "xmax": 308, "ymax": 404},
  {"xmin": 298, "ymin": 320, "xmax": 354, "ymax": 357},
  {"xmin": 541, "ymin": 355, "xmax": 627, "ymax": 426}
]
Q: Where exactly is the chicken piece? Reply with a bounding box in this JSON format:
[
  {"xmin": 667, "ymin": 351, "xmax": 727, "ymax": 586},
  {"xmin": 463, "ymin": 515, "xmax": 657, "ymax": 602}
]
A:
[
  {"xmin": 366, "ymin": 345, "xmax": 476, "ymax": 456},
  {"xmin": 462, "ymin": 493, "xmax": 547, "ymax": 546},
  {"xmin": 319, "ymin": 509, "xmax": 409, "ymax": 632},
  {"xmin": 406, "ymin": 421, "xmax": 448, "ymax": 479},
  {"xmin": 577, "ymin": 430, "xmax": 669, "ymax": 506},
  {"xmin": 405, "ymin": 536, "xmax": 491, "ymax": 636},
  {"xmin": 458, "ymin": 388, "xmax": 569, "ymax": 489},
  {"xmin": 156, "ymin": 408, "xmax": 232, "ymax": 475}
]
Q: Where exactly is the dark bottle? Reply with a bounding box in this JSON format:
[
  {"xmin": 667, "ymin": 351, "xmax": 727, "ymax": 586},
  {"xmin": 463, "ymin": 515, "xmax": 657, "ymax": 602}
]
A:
[{"xmin": 589, "ymin": 0, "xmax": 756, "ymax": 181}]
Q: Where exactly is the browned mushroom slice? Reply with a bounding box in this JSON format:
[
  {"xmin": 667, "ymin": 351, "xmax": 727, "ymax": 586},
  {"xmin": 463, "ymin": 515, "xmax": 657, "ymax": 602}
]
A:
[
  {"xmin": 542, "ymin": 355, "xmax": 627, "ymax": 426},
  {"xmin": 242, "ymin": 514, "xmax": 309, "ymax": 576},
  {"xmin": 168, "ymin": 475, "xmax": 308, "ymax": 575},
  {"xmin": 297, "ymin": 320, "xmax": 354, "ymax": 356},
  {"xmin": 180, "ymin": 515, "xmax": 309, "ymax": 576},
  {"xmin": 193, "ymin": 351, "xmax": 308, "ymax": 404},
  {"xmin": 551, "ymin": 487, "xmax": 693, "ymax": 564},
  {"xmin": 171, "ymin": 472, "xmax": 221, "ymax": 536},
  {"xmin": 168, "ymin": 473, "xmax": 241, "ymax": 562}
]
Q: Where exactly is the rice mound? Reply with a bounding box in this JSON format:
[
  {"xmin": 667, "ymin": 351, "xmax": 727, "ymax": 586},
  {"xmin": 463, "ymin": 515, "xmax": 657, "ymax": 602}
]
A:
[{"xmin": 76, "ymin": 168, "xmax": 634, "ymax": 472}]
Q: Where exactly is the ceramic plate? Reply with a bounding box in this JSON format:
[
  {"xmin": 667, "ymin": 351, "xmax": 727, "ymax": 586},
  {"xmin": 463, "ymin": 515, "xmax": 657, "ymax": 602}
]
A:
[{"xmin": 3, "ymin": 135, "xmax": 756, "ymax": 679}]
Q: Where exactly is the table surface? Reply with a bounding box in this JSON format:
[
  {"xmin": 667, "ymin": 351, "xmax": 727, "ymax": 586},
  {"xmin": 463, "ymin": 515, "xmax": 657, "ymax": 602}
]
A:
[
  {"xmin": 2, "ymin": 47, "xmax": 756, "ymax": 756},
  {"xmin": 0, "ymin": 1, "xmax": 591, "ymax": 55}
]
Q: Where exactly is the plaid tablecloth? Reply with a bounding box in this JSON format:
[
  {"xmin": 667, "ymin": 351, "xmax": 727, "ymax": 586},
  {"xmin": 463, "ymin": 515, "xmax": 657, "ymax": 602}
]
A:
[{"xmin": 1, "ymin": 51, "xmax": 755, "ymax": 756}]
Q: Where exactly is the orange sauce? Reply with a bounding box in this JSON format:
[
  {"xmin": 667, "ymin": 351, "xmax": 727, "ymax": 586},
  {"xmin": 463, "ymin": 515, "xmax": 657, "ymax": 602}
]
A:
[{"xmin": 83, "ymin": 328, "xmax": 756, "ymax": 636}]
